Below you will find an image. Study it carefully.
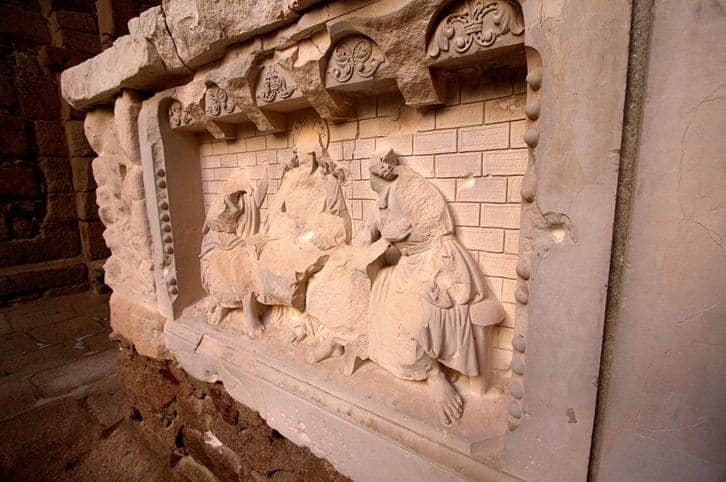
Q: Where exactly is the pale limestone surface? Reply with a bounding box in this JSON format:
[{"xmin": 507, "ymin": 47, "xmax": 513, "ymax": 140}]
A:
[
  {"xmin": 55, "ymin": 0, "xmax": 681, "ymax": 480},
  {"xmin": 592, "ymin": 2, "xmax": 726, "ymax": 480}
]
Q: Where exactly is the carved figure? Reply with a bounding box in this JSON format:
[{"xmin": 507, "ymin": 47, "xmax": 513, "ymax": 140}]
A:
[
  {"xmin": 358, "ymin": 150, "xmax": 493, "ymax": 425},
  {"xmin": 200, "ymin": 170, "xmax": 267, "ymax": 334},
  {"xmin": 200, "ymin": 115, "xmax": 351, "ymax": 338}
]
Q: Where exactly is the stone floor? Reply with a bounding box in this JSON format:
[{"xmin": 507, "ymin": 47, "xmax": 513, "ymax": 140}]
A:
[{"xmin": 0, "ymin": 292, "xmax": 179, "ymax": 481}]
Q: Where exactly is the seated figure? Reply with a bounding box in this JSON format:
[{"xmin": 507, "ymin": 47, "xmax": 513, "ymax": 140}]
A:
[
  {"xmin": 200, "ymin": 170, "xmax": 267, "ymax": 334},
  {"xmin": 199, "ymin": 139, "xmax": 351, "ymax": 337},
  {"xmin": 356, "ymin": 150, "xmax": 496, "ymax": 425}
]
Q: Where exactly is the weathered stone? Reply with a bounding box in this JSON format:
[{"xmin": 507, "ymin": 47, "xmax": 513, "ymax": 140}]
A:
[
  {"xmin": 75, "ymin": 191, "xmax": 99, "ymax": 220},
  {"xmin": 65, "ymin": 120, "xmax": 94, "ymax": 156},
  {"xmin": 35, "ymin": 120, "xmax": 68, "ymax": 156},
  {"xmin": 16, "ymin": 79, "xmax": 61, "ymax": 120},
  {"xmin": 0, "ymin": 163, "xmax": 42, "ymax": 197},
  {"xmin": 0, "ymin": 259, "xmax": 87, "ymax": 300},
  {"xmin": 0, "ymin": 4, "xmax": 50, "ymax": 44},
  {"xmin": 30, "ymin": 348, "xmax": 117, "ymax": 397},
  {"xmin": 0, "ymin": 332, "xmax": 40, "ymax": 359},
  {"xmin": 27, "ymin": 316, "xmax": 105, "ymax": 344},
  {"xmin": 70, "ymin": 156, "xmax": 96, "ymax": 191},
  {"xmin": 0, "ymin": 378, "xmax": 40, "ymax": 421},
  {"xmin": 0, "ymin": 115, "xmax": 31, "ymax": 157},
  {"xmin": 61, "ymin": 36, "xmax": 168, "ymax": 110},
  {"xmin": 79, "ymin": 220, "xmax": 110, "ymax": 259}
]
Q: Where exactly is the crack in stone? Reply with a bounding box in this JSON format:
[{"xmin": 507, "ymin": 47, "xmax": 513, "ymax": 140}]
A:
[{"xmin": 159, "ymin": 3, "xmax": 194, "ymax": 74}]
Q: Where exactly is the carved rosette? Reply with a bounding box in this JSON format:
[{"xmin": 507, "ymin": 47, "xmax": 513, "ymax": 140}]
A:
[
  {"xmin": 292, "ymin": 114, "xmax": 329, "ymax": 150},
  {"xmin": 204, "ymin": 86, "xmax": 236, "ymax": 116},
  {"xmin": 168, "ymin": 101, "xmax": 192, "ymax": 128},
  {"xmin": 257, "ymin": 65, "xmax": 297, "ymax": 104},
  {"xmin": 427, "ymin": 0, "xmax": 524, "ymax": 60},
  {"xmin": 326, "ymin": 36, "xmax": 387, "ymax": 87}
]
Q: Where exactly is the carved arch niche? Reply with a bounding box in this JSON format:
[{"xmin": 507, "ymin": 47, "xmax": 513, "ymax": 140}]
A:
[
  {"xmin": 426, "ymin": 0, "xmax": 525, "ymax": 69},
  {"xmin": 324, "ymin": 34, "xmax": 396, "ymax": 94}
]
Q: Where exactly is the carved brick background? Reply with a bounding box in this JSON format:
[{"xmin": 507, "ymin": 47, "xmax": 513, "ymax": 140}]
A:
[{"xmin": 197, "ymin": 68, "xmax": 526, "ymax": 371}]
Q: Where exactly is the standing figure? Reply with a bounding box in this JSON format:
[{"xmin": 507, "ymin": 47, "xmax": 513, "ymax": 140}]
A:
[
  {"xmin": 200, "ymin": 170, "xmax": 267, "ymax": 335},
  {"xmin": 360, "ymin": 150, "xmax": 492, "ymax": 425}
]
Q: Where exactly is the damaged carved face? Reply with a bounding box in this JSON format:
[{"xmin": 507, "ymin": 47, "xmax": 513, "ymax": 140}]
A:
[{"xmin": 369, "ymin": 160, "xmax": 397, "ymax": 181}]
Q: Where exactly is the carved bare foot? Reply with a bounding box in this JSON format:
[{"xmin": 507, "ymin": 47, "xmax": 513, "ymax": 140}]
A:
[
  {"xmin": 241, "ymin": 294, "xmax": 264, "ymax": 339},
  {"xmin": 242, "ymin": 311, "xmax": 264, "ymax": 339},
  {"xmin": 428, "ymin": 362, "xmax": 464, "ymax": 426},
  {"xmin": 306, "ymin": 338, "xmax": 338, "ymax": 364},
  {"xmin": 289, "ymin": 325, "xmax": 307, "ymax": 344},
  {"xmin": 210, "ymin": 306, "xmax": 230, "ymax": 326}
]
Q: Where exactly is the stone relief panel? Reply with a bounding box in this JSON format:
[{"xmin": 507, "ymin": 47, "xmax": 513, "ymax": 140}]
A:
[
  {"xmin": 191, "ymin": 98, "xmax": 517, "ymax": 425},
  {"xmin": 427, "ymin": 0, "xmax": 524, "ymax": 63}
]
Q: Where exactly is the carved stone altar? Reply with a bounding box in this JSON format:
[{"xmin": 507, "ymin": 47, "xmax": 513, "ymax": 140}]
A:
[{"xmin": 62, "ymin": 0, "xmax": 633, "ymax": 479}]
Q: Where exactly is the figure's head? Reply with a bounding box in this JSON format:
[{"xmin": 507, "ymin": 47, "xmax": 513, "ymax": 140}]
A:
[{"xmin": 368, "ymin": 149, "xmax": 399, "ymax": 181}]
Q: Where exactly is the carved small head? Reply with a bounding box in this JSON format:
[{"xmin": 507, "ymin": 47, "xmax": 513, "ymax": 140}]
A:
[{"xmin": 368, "ymin": 149, "xmax": 398, "ymax": 181}]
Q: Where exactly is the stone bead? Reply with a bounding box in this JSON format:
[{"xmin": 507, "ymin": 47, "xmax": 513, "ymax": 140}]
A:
[
  {"xmin": 162, "ymin": 234, "xmax": 173, "ymax": 243},
  {"xmin": 524, "ymin": 103, "xmax": 540, "ymax": 120},
  {"xmin": 512, "ymin": 334, "xmax": 526, "ymax": 353},
  {"xmin": 507, "ymin": 401, "xmax": 522, "ymax": 418},
  {"xmin": 157, "ymin": 179, "xmax": 167, "ymax": 188},
  {"xmin": 161, "ymin": 223, "xmax": 171, "ymax": 232},
  {"xmin": 516, "ymin": 259, "xmax": 531, "ymax": 280},
  {"xmin": 159, "ymin": 200, "xmax": 169, "ymax": 210},
  {"xmin": 512, "ymin": 356, "xmax": 525, "ymax": 375},
  {"xmin": 164, "ymin": 245, "xmax": 174, "ymax": 254},
  {"xmin": 515, "ymin": 285, "xmax": 529, "ymax": 304},
  {"xmin": 521, "ymin": 169, "xmax": 536, "ymax": 202},
  {"xmin": 523, "ymin": 128, "xmax": 539, "ymax": 148},
  {"xmin": 168, "ymin": 285, "xmax": 178, "ymax": 295},
  {"xmin": 156, "ymin": 168, "xmax": 166, "ymax": 177},
  {"xmin": 509, "ymin": 380, "xmax": 523, "ymax": 399},
  {"xmin": 160, "ymin": 213, "xmax": 170, "ymax": 222},
  {"xmin": 526, "ymin": 70, "xmax": 542, "ymax": 90}
]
